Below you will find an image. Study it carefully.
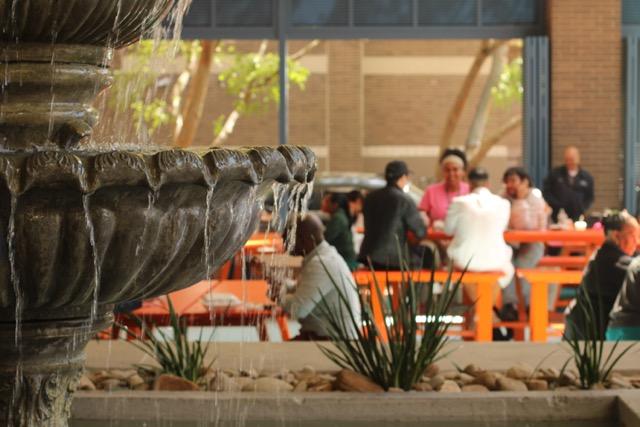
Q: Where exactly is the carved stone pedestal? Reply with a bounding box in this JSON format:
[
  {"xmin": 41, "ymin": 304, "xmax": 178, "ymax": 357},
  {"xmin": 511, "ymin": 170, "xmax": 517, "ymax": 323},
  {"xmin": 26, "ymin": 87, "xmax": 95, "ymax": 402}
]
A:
[{"xmin": 0, "ymin": 313, "xmax": 111, "ymax": 427}]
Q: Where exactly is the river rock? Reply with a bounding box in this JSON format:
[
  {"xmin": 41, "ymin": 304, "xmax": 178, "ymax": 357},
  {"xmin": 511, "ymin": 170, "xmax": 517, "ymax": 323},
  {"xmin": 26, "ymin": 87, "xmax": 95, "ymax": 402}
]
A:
[
  {"xmin": 506, "ymin": 363, "xmax": 533, "ymax": 380},
  {"xmin": 463, "ymin": 364, "xmax": 482, "ymax": 377},
  {"xmin": 210, "ymin": 373, "xmax": 241, "ymax": 392},
  {"xmin": 413, "ymin": 383, "xmax": 433, "ymax": 392},
  {"xmin": 127, "ymin": 374, "xmax": 148, "ymax": 390},
  {"xmin": 294, "ymin": 380, "xmax": 308, "ymax": 392},
  {"xmin": 424, "ymin": 363, "xmax": 440, "ymax": 378},
  {"xmin": 558, "ymin": 370, "xmax": 579, "ymax": 386},
  {"xmin": 239, "ymin": 368, "xmax": 259, "ymax": 379},
  {"xmin": 462, "ymin": 384, "xmax": 490, "ymax": 393},
  {"xmin": 109, "ymin": 369, "xmax": 137, "ymax": 381},
  {"xmin": 77, "ymin": 375, "xmax": 96, "ymax": 391},
  {"xmin": 100, "ymin": 378, "xmax": 125, "ymax": 391},
  {"xmin": 439, "ymin": 380, "xmax": 461, "ymax": 393},
  {"xmin": 388, "ymin": 387, "xmax": 404, "ymax": 393},
  {"xmin": 308, "ymin": 381, "xmax": 333, "ymax": 392},
  {"xmin": 457, "ymin": 373, "xmax": 475, "ymax": 385},
  {"xmin": 154, "ymin": 374, "xmax": 200, "ymax": 391},
  {"xmin": 430, "ymin": 374, "xmax": 445, "ymax": 390},
  {"xmin": 538, "ymin": 368, "xmax": 560, "ymax": 381},
  {"xmin": 443, "ymin": 371, "xmax": 460, "ymax": 380},
  {"xmin": 243, "ymin": 377, "xmax": 293, "ymax": 392},
  {"xmin": 335, "ymin": 370, "xmax": 384, "ymax": 393},
  {"xmin": 474, "ymin": 371, "xmax": 498, "ymax": 390},
  {"xmin": 497, "ymin": 377, "xmax": 528, "ymax": 392},
  {"xmin": 609, "ymin": 376, "xmax": 633, "ymax": 389},
  {"xmin": 526, "ymin": 379, "xmax": 548, "ymax": 391}
]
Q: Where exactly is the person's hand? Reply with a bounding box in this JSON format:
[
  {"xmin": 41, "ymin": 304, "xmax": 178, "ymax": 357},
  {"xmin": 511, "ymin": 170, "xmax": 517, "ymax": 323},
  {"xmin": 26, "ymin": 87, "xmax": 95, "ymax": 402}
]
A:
[{"xmin": 433, "ymin": 220, "xmax": 445, "ymax": 231}]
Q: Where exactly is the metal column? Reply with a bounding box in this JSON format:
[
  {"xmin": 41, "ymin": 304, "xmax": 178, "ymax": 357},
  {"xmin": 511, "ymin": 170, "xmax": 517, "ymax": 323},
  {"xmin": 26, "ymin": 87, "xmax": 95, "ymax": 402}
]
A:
[
  {"xmin": 278, "ymin": 0, "xmax": 288, "ymax": 145},
  {"xmin": 624, "ymin": 36, "xmax": 639, "ymax": 214},
  {"xmin": 523, "ymin": 36, "xmax": 550, "ymax": 189}
]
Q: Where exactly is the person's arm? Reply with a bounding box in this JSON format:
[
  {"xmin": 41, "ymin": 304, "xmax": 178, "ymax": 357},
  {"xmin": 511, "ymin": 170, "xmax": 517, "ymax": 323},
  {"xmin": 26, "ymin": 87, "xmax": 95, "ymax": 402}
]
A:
[
  {"xmin": 324, "ymin": 213, "xmax": 345, "ymax": 244},
  {"xmin": 418, "ymin": 188, "xmax": 430, "ymax": 213},
  {"xmin": 583, "ymin": 172, "xmax": 595, "ymax": 211},
  {"xmin": 443, "ymin": 200, "xmax": 461, "ymax": 236},
  {"xmin": 535, "ymin": 197, "xmax": 548, "ymax": 229},
  {"xmin": 280, "ymin": 258, "xmax": 328, "ymax": 320},
  {"xmin": 404, "ymin": 200, "xmax": 427, "ymax": 239},
  {"xmin": 542, "ymin": 171, "xmax": 562, "ymax": 211}
]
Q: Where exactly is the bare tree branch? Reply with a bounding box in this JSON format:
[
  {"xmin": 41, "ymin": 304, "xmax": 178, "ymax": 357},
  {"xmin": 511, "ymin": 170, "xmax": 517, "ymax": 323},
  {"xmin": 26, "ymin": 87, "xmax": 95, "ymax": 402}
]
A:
[{"xmin": 468, "ymin": 115, "xmax": 522, "ymax": 170}]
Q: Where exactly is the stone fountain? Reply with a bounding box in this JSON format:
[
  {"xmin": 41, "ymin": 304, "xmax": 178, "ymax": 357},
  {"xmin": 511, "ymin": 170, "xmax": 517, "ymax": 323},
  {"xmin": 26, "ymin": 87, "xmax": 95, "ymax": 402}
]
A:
[{"xmin": 0, "ymin": 1, "xmax": 315, "ymax": 426}]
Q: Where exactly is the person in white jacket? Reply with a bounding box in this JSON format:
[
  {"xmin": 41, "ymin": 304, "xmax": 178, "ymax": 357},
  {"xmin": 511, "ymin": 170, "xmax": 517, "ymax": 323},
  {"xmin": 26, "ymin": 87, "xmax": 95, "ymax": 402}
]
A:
[{"xmin": 444, "ymin": 168, "xmax": 514, "ymax": 303}]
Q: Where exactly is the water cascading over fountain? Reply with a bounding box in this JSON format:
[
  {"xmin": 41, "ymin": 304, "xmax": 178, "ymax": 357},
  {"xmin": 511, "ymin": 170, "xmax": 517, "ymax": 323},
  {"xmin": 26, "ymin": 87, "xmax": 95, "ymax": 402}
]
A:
[{"xmin": 0, "ymin": 1, "xmax": 316, "ymax": 426}]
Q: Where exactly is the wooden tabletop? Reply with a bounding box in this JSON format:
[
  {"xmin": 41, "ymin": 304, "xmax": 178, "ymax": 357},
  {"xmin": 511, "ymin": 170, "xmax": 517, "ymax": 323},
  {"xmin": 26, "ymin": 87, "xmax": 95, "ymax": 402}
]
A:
[{"xmin": 426, "ymin": 228, "xmax": 604, "ymax": 245}]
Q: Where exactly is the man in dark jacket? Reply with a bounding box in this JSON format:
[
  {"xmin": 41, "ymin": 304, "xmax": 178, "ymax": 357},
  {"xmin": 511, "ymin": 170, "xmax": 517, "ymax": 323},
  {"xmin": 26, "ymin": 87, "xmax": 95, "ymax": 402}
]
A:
[
  {"xmin": 359, "ymin": 160, "xmax": 426, "ymax": 269},
  {"xmin": 543, "ymin": 146, "xmax": 594, "ymax": 222},
  {"xmin": 565, "ymin": 212, "xmax": 639, "ymax": 340}
]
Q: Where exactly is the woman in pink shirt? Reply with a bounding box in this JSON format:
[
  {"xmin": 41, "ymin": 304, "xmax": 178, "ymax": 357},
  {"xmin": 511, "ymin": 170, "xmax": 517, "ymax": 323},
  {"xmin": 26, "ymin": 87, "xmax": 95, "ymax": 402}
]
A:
[{"xmin": 420, "ymin": 148, "xmax": 469, "ymax": 228}]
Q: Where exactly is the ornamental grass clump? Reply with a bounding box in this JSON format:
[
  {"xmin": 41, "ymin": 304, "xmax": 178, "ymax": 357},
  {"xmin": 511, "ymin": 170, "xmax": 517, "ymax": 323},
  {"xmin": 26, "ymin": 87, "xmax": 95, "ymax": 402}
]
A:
[
  {"xmin": 563, "ymin": 287, "xmax": 637, "ymax": 389},
  {"xmin": 316, "ymin": 254, "xmax": 464, "ymax": 391},
  {"xmin": 121, "ymin": 299, "xmax": 215, "ymax": 384}
]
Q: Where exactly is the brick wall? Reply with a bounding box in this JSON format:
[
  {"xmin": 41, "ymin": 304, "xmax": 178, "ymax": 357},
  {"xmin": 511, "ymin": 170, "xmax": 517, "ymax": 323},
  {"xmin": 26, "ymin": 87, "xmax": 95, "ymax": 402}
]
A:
[{"xmin": 548, "ymin": 0, "xmax": 623, "ymax": 211}]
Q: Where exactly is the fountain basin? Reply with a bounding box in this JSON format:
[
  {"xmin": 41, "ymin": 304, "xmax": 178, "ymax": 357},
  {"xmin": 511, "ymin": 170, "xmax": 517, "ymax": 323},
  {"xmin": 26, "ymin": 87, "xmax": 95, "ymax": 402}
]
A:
[
  {"xmin": 0, "ymin": 145, "xmax": 315, "ymax": 322},
  {"xmin": 0, "ymin": 0, "xmax": 178, "ymax": 47}
]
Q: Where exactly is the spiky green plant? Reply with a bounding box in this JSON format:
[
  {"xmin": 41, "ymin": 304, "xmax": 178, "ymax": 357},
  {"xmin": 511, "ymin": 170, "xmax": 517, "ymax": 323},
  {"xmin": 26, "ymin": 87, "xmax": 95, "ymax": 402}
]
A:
[
  {"xmin": 316, "ymin": 253, "xmax": 464, "ymax": 391},
  {"xmin": 563, "ymin": 287, "xmax": 637, "ymax": 389},
  {"xmin": 121, "ymin": 299, "xmax": 216, "ymax": 384}
]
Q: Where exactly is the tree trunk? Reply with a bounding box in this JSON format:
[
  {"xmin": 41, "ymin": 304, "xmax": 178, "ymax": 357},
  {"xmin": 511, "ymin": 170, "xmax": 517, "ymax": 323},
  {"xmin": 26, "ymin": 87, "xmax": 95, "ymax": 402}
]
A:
[
  {"xmin": 464, "ymin": 43, "xmax": 508, "ymax": 153},
  {"xmin": 468, "ymin": 115, "xmax": 522, "ymax": 170},
  {"xmin": 438, "ymin": 41, "xmax": 506, "ymax": 156},
  {"xmin": 174, "ymin": 40, "xmax": 217, "ymax": 148}
]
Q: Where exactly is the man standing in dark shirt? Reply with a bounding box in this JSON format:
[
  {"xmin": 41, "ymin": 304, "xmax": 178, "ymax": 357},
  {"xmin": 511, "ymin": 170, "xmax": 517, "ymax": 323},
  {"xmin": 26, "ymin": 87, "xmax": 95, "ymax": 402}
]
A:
[
  {"xmin": 359, "ymin": 160, "xmax": 426, "ymax": 269},
  {"xmin": 543, "ymin": 146, "xmax": 595, "ymax": 222}
]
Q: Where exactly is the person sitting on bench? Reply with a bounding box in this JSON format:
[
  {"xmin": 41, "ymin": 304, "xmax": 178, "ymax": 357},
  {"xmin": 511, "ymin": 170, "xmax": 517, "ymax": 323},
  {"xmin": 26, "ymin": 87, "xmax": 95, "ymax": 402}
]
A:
[
  {"xmin": 565, "ymin": 211, "xmax": 639, "ymax": 340},
  {"xmin": 278, "ymin": 214, "xmax": 362, "ymax": 341},
  {"xmin": 444, "ymin": 167, "xmax": 514, "ymax": 304},
  {"xmin": 607, "ymin": 257, "xmax": 640, "ymax": 341}
]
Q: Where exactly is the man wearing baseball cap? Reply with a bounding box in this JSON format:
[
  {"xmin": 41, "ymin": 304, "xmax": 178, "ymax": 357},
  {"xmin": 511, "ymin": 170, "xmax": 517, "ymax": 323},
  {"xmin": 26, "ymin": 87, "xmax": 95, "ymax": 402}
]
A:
[{"xmin": 359, "ymin": 160, "xmax": 426, "ymax": 269}]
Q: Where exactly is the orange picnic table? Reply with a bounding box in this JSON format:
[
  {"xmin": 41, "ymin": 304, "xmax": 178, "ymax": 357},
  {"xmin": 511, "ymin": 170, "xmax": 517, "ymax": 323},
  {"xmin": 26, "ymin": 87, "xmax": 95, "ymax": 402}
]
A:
[
  {"xmin": 353, "ymin": 270, "xmax": 502, "ymax": 342},
  {"xmin": 114, "ymin": 279, "xmax": 289, "ymax": 341},
  {"xmin": 244, "ymin": 232, "xmax": 283, "ymax": 254},
  {"xmin": 427, "ymin": 228, "xmax": 603, "ymax": 247}
]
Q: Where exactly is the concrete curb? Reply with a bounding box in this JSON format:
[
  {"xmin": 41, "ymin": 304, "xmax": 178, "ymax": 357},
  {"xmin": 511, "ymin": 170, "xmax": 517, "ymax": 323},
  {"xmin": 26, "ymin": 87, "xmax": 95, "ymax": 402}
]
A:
[{"xmin": 72, "ymin": 390, "xmax": 640, "ymax": 425}]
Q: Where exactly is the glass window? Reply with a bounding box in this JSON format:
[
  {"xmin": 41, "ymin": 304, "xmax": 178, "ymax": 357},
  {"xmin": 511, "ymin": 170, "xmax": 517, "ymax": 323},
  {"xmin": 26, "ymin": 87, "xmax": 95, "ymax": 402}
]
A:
[
  {"xmin": 481, "ymin": 0, "xmax": 537, "ymax": 25},
  {"xmin": 183, "ymin": 0, "xmax": 212, "ymax": 27},
  {"xmin": 353, "ymin": 0, "xmax": 413, "ymax": 26},
  {"xmin": 623, "ymin": 0, "xmax": 640, "ymax": 25},
  {"xmin": 418, "ymin": 0, "xmax": 477, "ymax": 26},
  {"xmin": 215, "ymin": 0, "xmax": 273, "ymax": 27},
  {"xmin": 291, "ymin": 0, "xmax": 349, "ymax": 26}
]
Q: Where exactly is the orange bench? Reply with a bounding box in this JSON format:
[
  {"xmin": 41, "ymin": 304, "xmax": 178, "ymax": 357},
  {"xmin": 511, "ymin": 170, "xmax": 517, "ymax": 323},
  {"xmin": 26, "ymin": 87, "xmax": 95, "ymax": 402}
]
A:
[
  {"xmin": 352, "ymin": 270, "xmax": 502, "ymax": 342},
  {"xmin": 537, "ymin": 256, "xmax": 588, "ymax": 269},
  {"xmin": 516, "ymin": 269, "xmax": 582, "ymax": 342}
]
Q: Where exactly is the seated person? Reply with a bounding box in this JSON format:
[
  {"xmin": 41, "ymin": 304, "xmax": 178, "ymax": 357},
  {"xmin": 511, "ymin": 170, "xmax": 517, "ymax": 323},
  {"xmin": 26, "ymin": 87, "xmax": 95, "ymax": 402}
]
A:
[
  {"xmin": 279, "ymin": 214, "xmax": 361, "ymax": 341},
  {"xmin": 359, "ymin": 160, "xmax": 426, "ymax": 270},
  {"xmin": 444, "ymin": 168, "xmax": 514, "ymax": 302},
  {"xmin": 502, "ymin": 167, "xmax": 549, "ymax": 313},
  {"xmin": 608, "ymin": 257, "xmax": 640, "ymax": 340},
  {"xmin": 420, "ymin": 148, "xmax": 469, "ymax": 229},
  {"xmin": 324, "ymin": 193, "xmax": 358, "ymax": 270},
  {"xmin": 565, "ymin": 211, "xmax": 639, "ymax": 340}
]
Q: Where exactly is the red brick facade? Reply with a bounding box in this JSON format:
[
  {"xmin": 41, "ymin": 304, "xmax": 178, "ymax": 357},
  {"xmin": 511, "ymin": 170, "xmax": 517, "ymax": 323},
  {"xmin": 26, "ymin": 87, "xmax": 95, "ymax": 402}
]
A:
[{"xmin": 548, "ymin": 0, "xmax": 623, "ymax": 211}]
